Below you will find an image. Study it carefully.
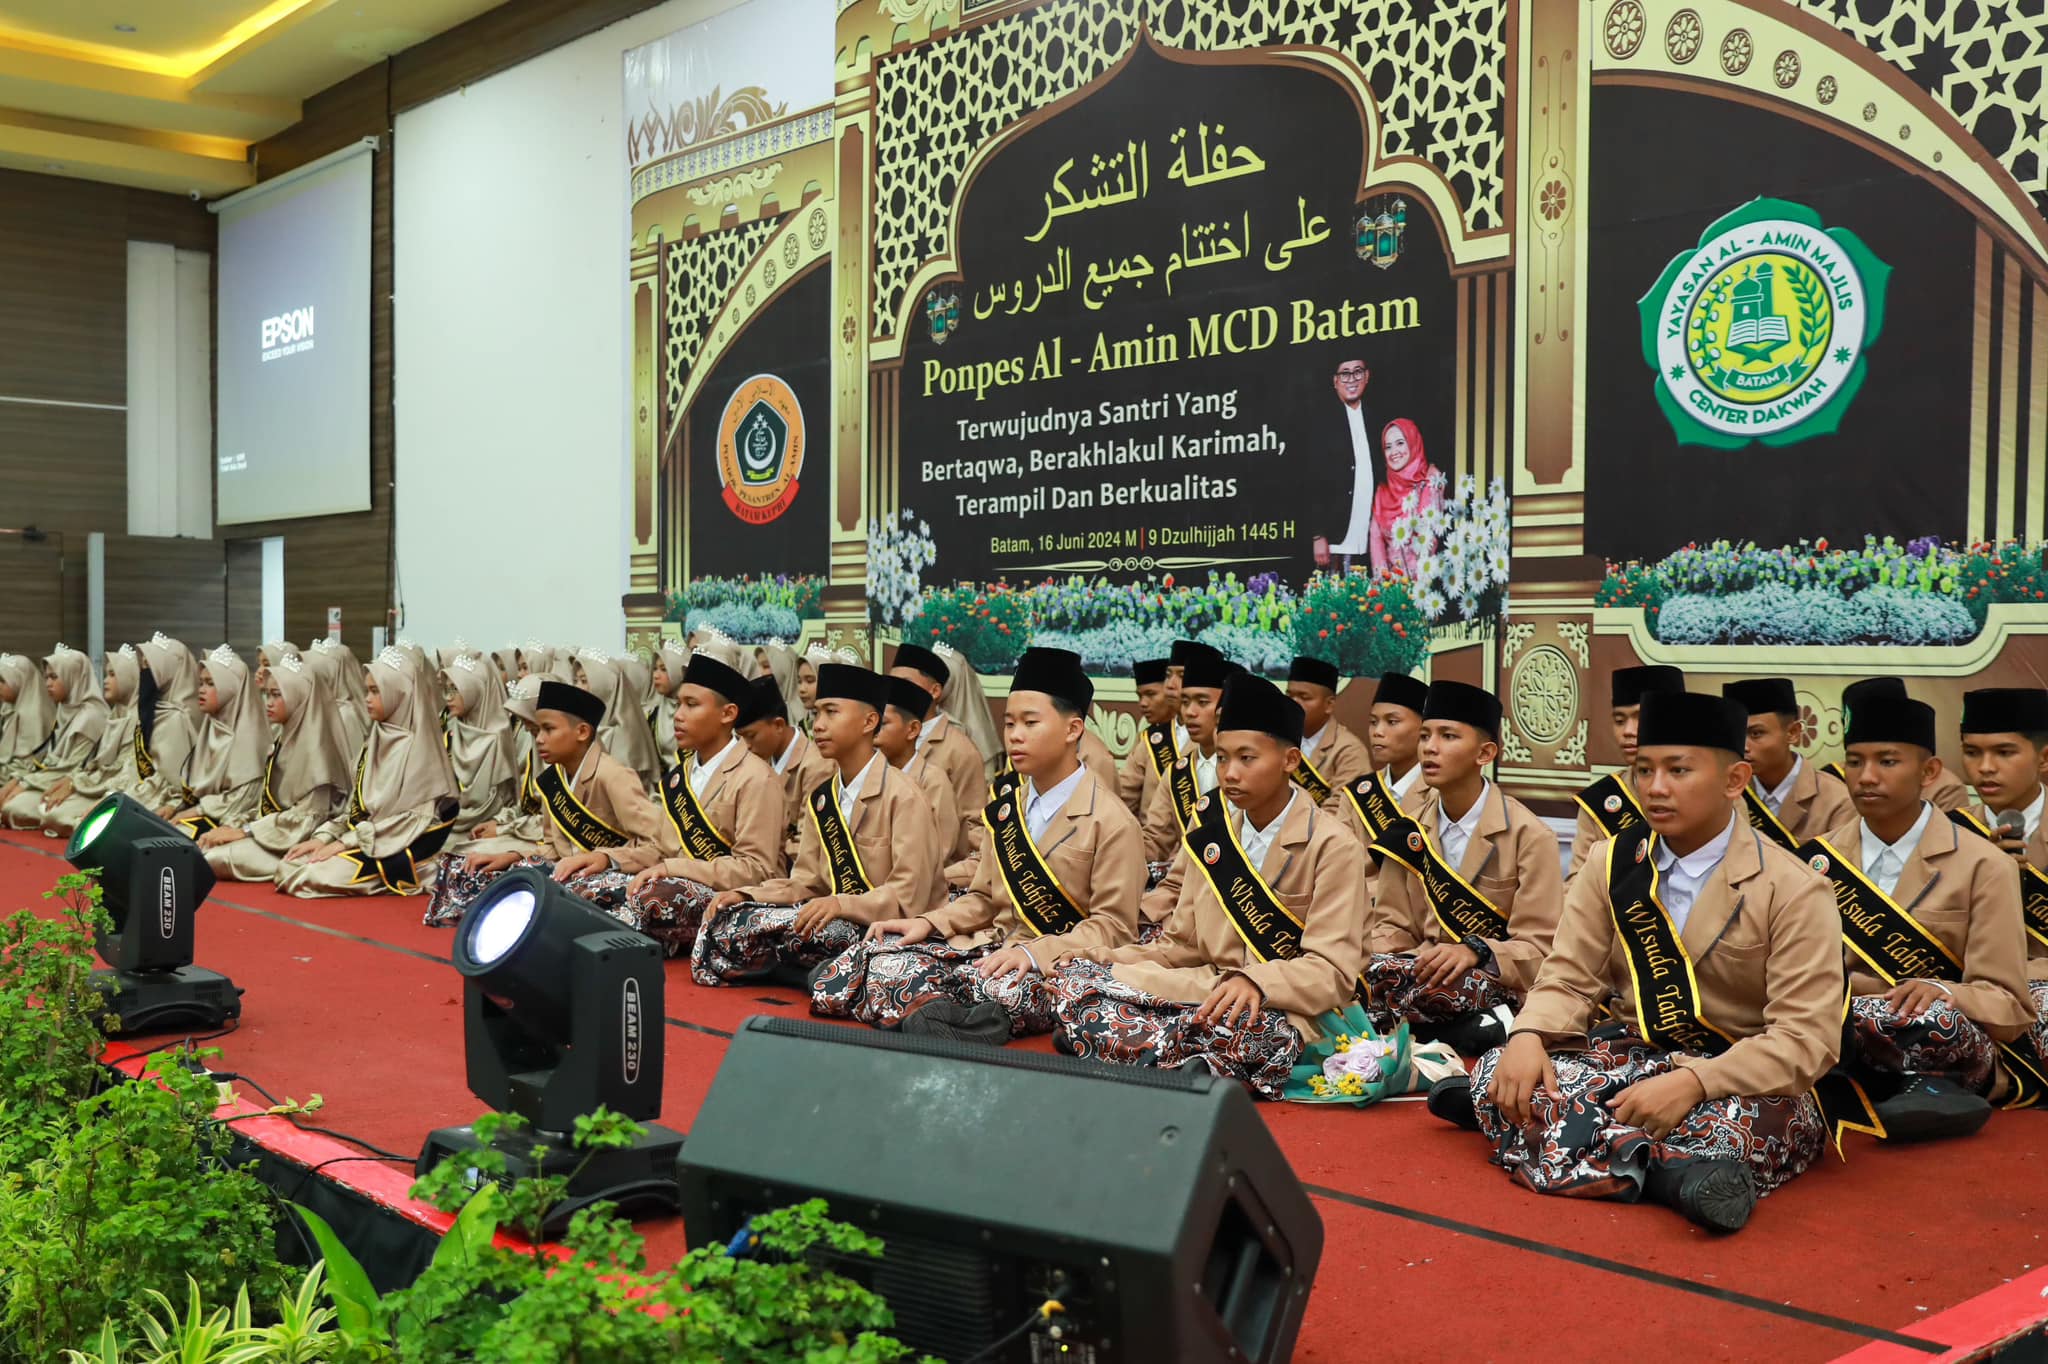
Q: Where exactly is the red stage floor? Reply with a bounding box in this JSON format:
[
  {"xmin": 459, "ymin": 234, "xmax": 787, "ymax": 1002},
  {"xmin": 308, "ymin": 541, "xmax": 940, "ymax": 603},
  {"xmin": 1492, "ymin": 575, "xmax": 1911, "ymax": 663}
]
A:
[{"xmin": 8, "ymin": 827, "xmax": 2044, "ymax": 1362}]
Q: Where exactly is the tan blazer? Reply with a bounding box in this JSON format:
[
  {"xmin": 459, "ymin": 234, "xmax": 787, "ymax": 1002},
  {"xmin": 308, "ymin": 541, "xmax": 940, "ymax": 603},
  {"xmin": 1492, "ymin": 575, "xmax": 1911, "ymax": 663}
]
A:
[
  {"xmin": 1967, "ymin": 801, "xmax": 2048, "ymax": 976},
  {"xmin": 1818, "ymin": 810, "xmax": 2034, "ymax": 1039},
  {"xmin": 904, "ymin": 747, "xmax": 972, "ymax": 865},
  {"xmin": 613, "ymin": 745, "xmax": 786, "ymax": 890},
  {"xmin": 734, "ymin": 755, "xmax": 947, "ymax": 924},
  {"xmin": 1300, "ymin": 720, "xmax": 1373, "ymax": 812},
  {"xmin": 1087, "ymin": 793, "xmax": 1368, "ymax": 1036},
  {"xmin": 1367, "ymin": 782, "xmax": 1563, "ymax": 995},
  {"xmin": 1514, "ymin": 818, "xmax": 1845, "ymax": 1100},
  {"xmin": 1141, "ymin": 745, "xmax": 1217, "ymax": 863},
  {"xmin": 774, "ymin": 730, "xmax": 837, "ymax": 856},
  {"xmin": 1762, "ymin": 758, "xmax": 1855, "ymax": 843},
  {"xmin": 922, "ymin": 768, "xmax": 1143, "ymax": 970},
  {"xmin": 1117, "ymin": 734, "xmax": 1152, "ymax": 815},
  {"xmin": 921, "ymin": 713, "xmax": 989, "ymax": 855},
  {"xmin": 1926, "ymin": 764, "xmax": 1970, "ymax": 813},
  {"xmin": 544, "ymin": 748, "xmax": 677, "ymax": 864}
]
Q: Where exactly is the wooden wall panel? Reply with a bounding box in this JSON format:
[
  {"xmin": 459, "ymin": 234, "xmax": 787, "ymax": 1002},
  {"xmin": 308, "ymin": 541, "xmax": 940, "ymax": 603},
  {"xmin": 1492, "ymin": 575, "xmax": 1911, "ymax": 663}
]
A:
[
  {"xmin": 0, "ymin": 535, "xmax": 66, "ymax": 659},
  {"xmin": 0, "ymin": 404, "xmax": 126, "ymax": 533},
  {"xmin": 102, "ymin": 535, "xmax": 227, "ymax": 649},
  {"xmin": 224, "ymin": 540, "xmax": 265, "ymax": 656}
]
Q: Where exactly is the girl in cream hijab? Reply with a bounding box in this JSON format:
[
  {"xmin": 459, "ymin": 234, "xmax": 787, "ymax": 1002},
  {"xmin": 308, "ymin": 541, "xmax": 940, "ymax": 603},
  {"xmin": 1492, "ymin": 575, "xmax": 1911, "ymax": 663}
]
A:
[
  {"xmin": 652, "ymin": 641, "xmax": 691, "ymax": 765},
  {"xmin": 202, "ymin": 653, "xmax": 355, "ymax": 883},
  {"xmin": 129, "ymin": 633, "xmax": 204, "ymax": 816},
  {"xmin": 275, "ymin": 647, "xmax": 458, "ymax": 897},
  {"xmin": 450, "ymin": 673, "xmax": 548, "ymax": 857},
  {"xmin": 0, "ymin": 647, "xmax": 107, "ymax": 825},
  {"xmin": 33, "ymin": 647, "xmax": 144, "ymax": 834},
  {"xmin": 933, "ymin": 642, "xmax": 1004, "ymax": 781},
  {"xmin": 573, "ymin": 649, "xmax": 663, "ymax": 792},
  {"xmin": 440, "ymin": 654, "xmax": 519, "ymax": 835},
  {"xmin": 755, "ymin": 639, "xmax": 805, "ymax": 726},
  {"xmin": 257, "ymin": 640, "xmax": 298, "ymax": 682},
  {"xmin": 307, "ymin": 638, "xmax": 370, "ymax": 760},
  {"xmin": 615, "ymin": 652, "xmax": 662, "ymax": 767},
  {"xmin": 0, "ymin": 652, "xmax": 57, "ymax": 779},
  {"xmin": 169, "ymin": 645, "xmax": 271, "ymax": 832}
]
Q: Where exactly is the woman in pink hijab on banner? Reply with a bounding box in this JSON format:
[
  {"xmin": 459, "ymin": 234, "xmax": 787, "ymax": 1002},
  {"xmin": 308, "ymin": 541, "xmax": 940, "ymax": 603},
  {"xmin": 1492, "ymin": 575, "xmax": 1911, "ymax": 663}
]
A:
[{"xmin": 1369, "ymin": 417, "xmax": 1439, "ymax": 580}]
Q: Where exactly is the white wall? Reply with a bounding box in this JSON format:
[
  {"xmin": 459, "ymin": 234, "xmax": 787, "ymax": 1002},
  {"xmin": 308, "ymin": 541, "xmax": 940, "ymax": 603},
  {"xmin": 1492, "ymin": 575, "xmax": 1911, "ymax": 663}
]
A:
[{"xmin": 392, "ymin": 0, "xmax": 741, "ymax": 650}]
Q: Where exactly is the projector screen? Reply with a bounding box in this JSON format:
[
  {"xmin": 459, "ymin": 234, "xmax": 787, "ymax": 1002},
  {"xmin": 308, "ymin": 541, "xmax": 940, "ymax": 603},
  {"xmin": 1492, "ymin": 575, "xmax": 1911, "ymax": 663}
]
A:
[{"xmin": 214, "ymin": 144, "xmax": 373, "ymax": 524}]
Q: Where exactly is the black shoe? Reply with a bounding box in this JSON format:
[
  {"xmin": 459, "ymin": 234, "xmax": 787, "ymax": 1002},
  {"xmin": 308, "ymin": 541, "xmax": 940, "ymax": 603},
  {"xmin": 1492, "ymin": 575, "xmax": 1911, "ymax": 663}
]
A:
[
  {"xmin": 1643, "ymin": 1158, "xmax": 1756, "ymax": 1233},
  {"xmin": 1873, "ymin": 1075, "xmax": 1994, "ymax": 1142},
  {"xmin": 1430, "ymin": 1010, "xmax": 1508, "ymax": 1057},
  {"xmin": 900, "ymin": 999, "xmax": 1012, "ymax": 1045},
  {"xmin": 1426, "ymin": 1075, "xmax": 1480, "ymax": 1130}
]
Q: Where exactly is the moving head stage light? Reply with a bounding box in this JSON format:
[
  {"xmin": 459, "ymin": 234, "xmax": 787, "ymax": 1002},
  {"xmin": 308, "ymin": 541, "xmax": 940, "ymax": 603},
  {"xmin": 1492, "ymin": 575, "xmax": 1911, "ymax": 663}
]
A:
[
  {"xmin": 65, "ymin": 793, "xmax": 243, "ymax": 1032},
  {"xmin": 418, "ymin": 868, "xmax": 683, "ymax": 1230}
]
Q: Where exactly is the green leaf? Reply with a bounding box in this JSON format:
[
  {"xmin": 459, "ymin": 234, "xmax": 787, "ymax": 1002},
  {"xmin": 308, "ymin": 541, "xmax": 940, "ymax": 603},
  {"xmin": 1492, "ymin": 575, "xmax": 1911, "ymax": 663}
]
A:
[{"xmin": 289, "ymin": 1203, "xmax": 386, "ymax": 1342}]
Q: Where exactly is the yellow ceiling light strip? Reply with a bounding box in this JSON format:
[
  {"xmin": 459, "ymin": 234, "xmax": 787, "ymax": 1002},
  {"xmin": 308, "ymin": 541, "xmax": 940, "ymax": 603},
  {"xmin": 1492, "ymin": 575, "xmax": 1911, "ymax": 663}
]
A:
[{"xmin": 0, "ymin": 0, "xmax": 325, "ymax": 81}]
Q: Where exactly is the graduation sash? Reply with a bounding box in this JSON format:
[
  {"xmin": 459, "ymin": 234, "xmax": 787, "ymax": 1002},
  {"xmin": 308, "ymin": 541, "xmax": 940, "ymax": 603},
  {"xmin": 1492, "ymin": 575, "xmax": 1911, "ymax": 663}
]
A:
[
  {"xmin": 983, "ymin": 788, "xmax": 1085, "ymax": 937},
  {"xmin": 259, "ymin": 745, "xmax": 283, "ymax": 818},
  {"xmin": 1800, "ymin": 836, "xmax": 2047, "ymax": 1111},
  {"xmin": 1574, "ymin": 772, "xmax": 1646, "ymax": 842},
  {"xmin": 1144, "ymin": 724, "xmax": 1177, "ymax": 779},
  {"xmin": 989, "ymin": 766, "xmax": 1022, "ymax": 803},
  {"xmin": 1288, "ymin": 750, "xmax": 1333, "ymax": 804},
  {"xmin": 1340, "ymin": 769, "xmax": 1406, "ymax": 852},
  {"xmin": 347, "ymin": 747, "xmax": 369, "ymax": 824},
  {"xmin": 1371, "ymin": 814, "xmax": 1511, "ymax": 943},
  {"xmin": 538, "ymin": 764, "xmax": 629, "ymax": 851},
  {"xmin": 1165, "ymin": 750, "xmax": 1205, "ymax": 833},
  {"xmin": 132, "ymin": 724, "xmax": 156, "ymax": 782},
  {"xmin": 342, "ymin": 806, "xmax": 457, "ymax": 894},
  {"xmin": 660, "ymin": 762, "xmax": 733, "ymax": 861},
  {"xmin": 1183, "ymin": 798, "xmax": 1304, "ymax": 963},
  {"xmin": 519, "ymin": 750, "xmax": 543, "ymax": 815},
  {"xmin": 1949, "ymin": 809, "xmax": 2048, "ymax": 955},
  {"xmin": 1821, "ymin": 760, "xmax": 1847, "ymax": 787},
  {"xmin": 1741, "ymin": 784, "xmax": 1799, "ymax": 852},
  {"xmin": 806, "ymin": 778, "xmax": 872, "ymax": 895}
]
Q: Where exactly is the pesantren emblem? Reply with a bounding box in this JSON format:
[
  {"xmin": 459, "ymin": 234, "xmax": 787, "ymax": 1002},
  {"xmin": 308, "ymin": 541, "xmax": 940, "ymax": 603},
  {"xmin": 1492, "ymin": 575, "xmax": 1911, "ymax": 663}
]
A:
[
  {"xmin": 1639, "ymin": 198, "xmax": 1889, "ymax": 449},
  {"xmin": 717, "ymin": 374, "xmax": 805, "ymax": 524}
]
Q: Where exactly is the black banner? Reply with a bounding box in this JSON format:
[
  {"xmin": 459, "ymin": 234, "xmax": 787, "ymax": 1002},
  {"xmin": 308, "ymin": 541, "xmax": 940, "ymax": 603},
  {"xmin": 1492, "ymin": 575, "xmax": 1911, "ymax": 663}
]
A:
[{"xmin": 806, "ymin": 779, "xmax": 873, "ymax": 896}]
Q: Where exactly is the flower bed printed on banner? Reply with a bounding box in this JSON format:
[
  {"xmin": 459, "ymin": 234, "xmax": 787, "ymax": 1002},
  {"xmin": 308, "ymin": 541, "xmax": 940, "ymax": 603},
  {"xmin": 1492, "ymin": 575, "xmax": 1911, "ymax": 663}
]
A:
[
  {"xmin": 1598, "ymin": 536, "xmax": 2048, "ymax": 646},
  {"xmin": 665, "ymin": 573, "xmax": 825, "ymax": 640}
]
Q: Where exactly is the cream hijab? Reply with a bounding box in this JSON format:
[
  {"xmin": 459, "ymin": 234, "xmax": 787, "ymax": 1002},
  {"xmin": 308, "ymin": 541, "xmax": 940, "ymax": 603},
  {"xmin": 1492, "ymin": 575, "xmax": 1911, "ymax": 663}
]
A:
[
  {"xmin": 42, "ymin": 646, "xmax": 109, "ymax": 764},
  {"xmin": 137, "ymin": 632, "xmax": 203, "ymax": 736},
  {"xmin": 186, "ymin": 645, "xmax": 270, "ymax": 796},
  {"xmin": 935, "ymin": 643, "xmax": 1003, "ymax": 776},
  {"xmin": 0, "ymin": 652, "xmax": 56, "ymax": 763},
  {"xmin": 442, "ymin": 655, "xmax": 518, "ymax": 796},
  {"xmin": 306, "ymin": 639, "xmax": 369, "ymax": 759},
  {"xmin": 258, "ymin": 640, "xmax": 298, "ymax": 679},
  {"xmin": 267, "ymin": 654, "xmax": 354, "ymax": 809},
  {"xmin": 91, "ymin": 647, "xmax": 141, "ymax": 770},
  {"xmin": 574, "ymin": 649, "xmax": 662, "ymax": 784},
  {"xmin": 355, "ymin": 649, "xmax": 457, "ymax": 818},
  {"xmin": 758, "ymin": 640, "xmax": 805, "ymax": 724}
]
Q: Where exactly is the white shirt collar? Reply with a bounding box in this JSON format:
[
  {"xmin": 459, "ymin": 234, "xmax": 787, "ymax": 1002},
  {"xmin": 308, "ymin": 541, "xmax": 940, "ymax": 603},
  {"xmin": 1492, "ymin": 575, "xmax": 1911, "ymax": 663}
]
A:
[
  {"xmin": 688, "ymin": 735, "xmax": 742, "ymax": 794},
  {"xmin": 1024, "ymin": 764, "xmax": 1087, "ymax": 841},
  {"xmin": 2013, "ymin": 786, "xmax": 2045, "ymax": 841},
  {"xmin": 1860, "ymin": 801, "xmax": 1934, "ymax": 885},
  {"xmin": 1239, "ymin": 789, "xmax": 1298, "ymax": 867},
  {"xmin": 1387, "ymin": 760, "xmax": 1422, "ymax": 801},
  {"xmin": 1301, "ymin": 721, "xmax": 1327, "ymax": 758},
  {"xmin": 1654, "ymin": 811, "xmax": 1738, "ymax": 881},
  {"xmin": 837, "ymin": 750, "xmax": 883, "ymax": 807},
  {"xmin": 1438, "ymin": 779, "xmax": 1490, "ymax": 842},
  {"xmin": 1759, "ymin": 753, "xmax": 1803, "ymax": 813},
  {"xmin": 773, "ymin": 728, "xmax": 800, "ymax": 774}
]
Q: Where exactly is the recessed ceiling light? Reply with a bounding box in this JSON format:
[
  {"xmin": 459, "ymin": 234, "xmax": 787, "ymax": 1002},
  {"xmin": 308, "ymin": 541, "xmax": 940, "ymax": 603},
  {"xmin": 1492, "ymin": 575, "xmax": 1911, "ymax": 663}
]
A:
[{"xmin": 113, "ymin": 23, "xmax": 136, "ymax": 32}]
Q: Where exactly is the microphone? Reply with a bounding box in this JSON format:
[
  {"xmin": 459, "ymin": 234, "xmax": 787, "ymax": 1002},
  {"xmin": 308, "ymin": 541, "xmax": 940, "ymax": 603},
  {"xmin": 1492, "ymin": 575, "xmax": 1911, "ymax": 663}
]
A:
[{"xmin": 1994, "ymin": 808, "xmax": 2026, "ymax": 838}]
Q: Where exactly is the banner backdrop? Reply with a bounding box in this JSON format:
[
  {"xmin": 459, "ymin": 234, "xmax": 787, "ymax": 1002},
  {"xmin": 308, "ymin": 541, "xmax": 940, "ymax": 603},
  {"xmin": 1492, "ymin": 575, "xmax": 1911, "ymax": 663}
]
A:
[{"xmin": 628, "ymin": 0, "xmax": 2048, "ymax": 799}]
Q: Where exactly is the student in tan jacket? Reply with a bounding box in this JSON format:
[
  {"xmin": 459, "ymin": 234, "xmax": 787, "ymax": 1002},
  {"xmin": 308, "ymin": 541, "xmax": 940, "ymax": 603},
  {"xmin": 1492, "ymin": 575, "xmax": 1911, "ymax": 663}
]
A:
[
  {"xmin": 822, "ymin": 648, "xmax": 1143, "ymax": 1042},
  {"xmin": 1117, "ymin": 657, "xmax": 1180, "ymax": 816},
  {"xmin": 877, "ymin": 676, "xmax": 975, "ymax": 883},
  {"xmin": 695, "ymin": 663, "xmax": 947, "ymax": 986},
  {"xmin": 1835, "ymin": 677, "xmax": 1970, "ymax": 811},
  {"xmin": 1364, "ymin": 680, "xmax": 1562, "ymax": 1055},
  {"xmin": 555, "ymin": 653, "xmax": 789, "ymax": 956},
  {"xmin": 736, "ymin": 676, "xmax": 837, "ymax": 859},
  {"xmin": 1817, "ymin": 695, "xmax": 2033, "ymax": 1139},
  {"xmin": 1956, "ymin": 687, "xmax": 2048, "ymax": 1072},
  {"xmin": 1284, "ymin": 656, "xmax": 1372, "ymax": 807},
  {"xmin": 1439, "ymin": 691, "xmax": 1845, "ymax": 1234},
  {"xmin": 1722, "ymin": 677, "xmax": 1854, "ymax": 847},
  {"xmin": 1048, "ymin": 674, "xmax": 1368, "ymax": 1099},
  {"xmin": 889, "ymin": 643, "xmax": 987, "ymax": 854},
  {"xmin": 425, "ymin": 679, "xmax": 676, "ymax": 922},
  {"xmin": 1139, "ymin": 640, "xmax": 1239, "ymax": 872},
  {"xmin": 1568, "ymin": 664, "xmax": 1686, "ymax": 879}
]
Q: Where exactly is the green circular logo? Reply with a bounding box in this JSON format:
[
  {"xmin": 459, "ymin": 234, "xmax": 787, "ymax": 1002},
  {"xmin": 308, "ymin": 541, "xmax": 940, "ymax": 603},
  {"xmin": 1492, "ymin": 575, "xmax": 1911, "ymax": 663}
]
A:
[{"xmin": 1640, "ymin": 198, "xmax": 1890, "ymax": 449}]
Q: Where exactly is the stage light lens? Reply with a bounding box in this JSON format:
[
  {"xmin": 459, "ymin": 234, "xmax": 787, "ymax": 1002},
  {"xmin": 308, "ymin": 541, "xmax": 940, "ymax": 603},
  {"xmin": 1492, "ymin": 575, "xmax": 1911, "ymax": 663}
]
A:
[
  {"xmin": 470, "ymin": 887, "xmax": 536, "ymax": 965},
  {"xmin": 76, "ymin": 804, "xmax": 117, "ymax": 850}
]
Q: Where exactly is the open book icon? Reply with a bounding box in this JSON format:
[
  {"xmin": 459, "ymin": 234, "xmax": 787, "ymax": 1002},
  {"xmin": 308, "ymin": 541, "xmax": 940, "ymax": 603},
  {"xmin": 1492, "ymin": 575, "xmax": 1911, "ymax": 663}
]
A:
[{"xmin": 1728, "ymin": 315, "xmax": 1789, "ymax": 348}]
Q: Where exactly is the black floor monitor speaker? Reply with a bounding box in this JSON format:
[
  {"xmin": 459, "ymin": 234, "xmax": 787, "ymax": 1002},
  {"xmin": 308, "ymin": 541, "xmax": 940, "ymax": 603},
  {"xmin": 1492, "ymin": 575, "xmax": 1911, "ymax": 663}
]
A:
[{"xmin": 677, "ymin": 1017, "xmax": 1323, "ymax": 1364}]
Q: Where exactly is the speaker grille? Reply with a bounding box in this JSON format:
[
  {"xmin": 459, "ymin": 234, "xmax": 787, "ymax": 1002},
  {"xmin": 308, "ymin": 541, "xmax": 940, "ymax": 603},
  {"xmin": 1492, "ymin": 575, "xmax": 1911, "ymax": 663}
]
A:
[{"xmin": 742, "ymin": 1014, "xmax": 1212, "ymax": 1091}]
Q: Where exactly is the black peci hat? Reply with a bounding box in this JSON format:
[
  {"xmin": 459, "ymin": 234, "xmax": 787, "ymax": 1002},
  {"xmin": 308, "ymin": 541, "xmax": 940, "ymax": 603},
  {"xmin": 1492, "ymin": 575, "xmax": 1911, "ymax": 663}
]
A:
[
  {"xmin": 816, "ymin": 663, "xmax": 888, "ymax": 711},
  {"xmin": 1722, "ymin": 678, "xmax": 1799, "ymax": 718},
  {"xmin": 1132, "ymin": 658, "xmax": 1170, "ymax": 687},
  {"xmin": 1960, "ymin": 687, "xmax": 2048, "ymax": 737},
  {"xmin": 1012, "ymin": 646, "xmax": 1093, "ymax": 712},
  {"xmin": 1216, "ymin": 673, "xmax": 1305, "ymax": 747},
  {"xmin": 1636, "ymin": 691, "xmax": 1747, "ymax": 756},
  {"xmin": 1372, "ymin": 671, "xmax": 1428, "ymax": 716},
  {"xmin": 1174, "ymin": 640, "xmax": 1237, "ymax": 691},
  {"xmin": 536, "ymin": 681, "xmax": 606, "ymax": 729},
  {"xmin": 1421, "ymin": 680, "xmax": 1502, "ymax": 739},
  {"xmin": 1612, "ymin": 665, "xmax": 1687, "ymax": 709},
  {"xmin": 682, "ymin": 652, "xmax": 750, "ymax": 708},
  {"xmin": 1288, "ymin": 656, "xmax": 1341, "ymax": 692},
  {"xmin": 892, "ymin": 643, "xmax": 951, "ymax": 687},
  {"xmin": 738, "ymin": 675, "xmax": 786, "ymax": 727},
  {"xmin": 884, "ymin": 675, "xmax": 934, "ymax": 721},
  {"xmin": 1846, "ymin": 696, "xmax": 1937, "ymax": 753}
]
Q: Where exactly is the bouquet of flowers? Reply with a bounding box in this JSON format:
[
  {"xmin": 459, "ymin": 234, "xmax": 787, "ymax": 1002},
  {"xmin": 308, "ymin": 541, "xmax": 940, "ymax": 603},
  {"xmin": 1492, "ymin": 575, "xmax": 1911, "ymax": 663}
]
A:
[{"xmin": 1284, "ymin": 1007, "xmax": 1431, "ymax": 1106}]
